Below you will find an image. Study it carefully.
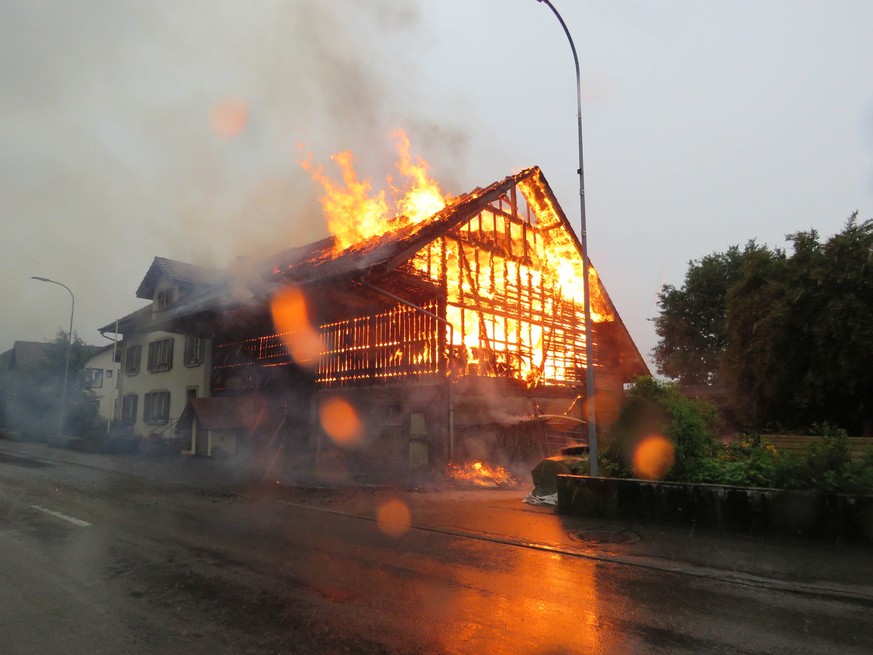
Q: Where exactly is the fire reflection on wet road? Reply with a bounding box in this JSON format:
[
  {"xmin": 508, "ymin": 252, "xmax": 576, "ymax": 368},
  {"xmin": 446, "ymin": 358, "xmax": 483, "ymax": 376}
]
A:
[{"xmin": 1, "ymin": 447, "xmax": 871, "ymax": 654}]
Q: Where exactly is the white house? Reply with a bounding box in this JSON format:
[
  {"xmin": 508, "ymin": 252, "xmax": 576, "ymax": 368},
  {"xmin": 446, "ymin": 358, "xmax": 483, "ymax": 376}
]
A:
[
  {"xmin": 100, "ymin": 257, "xmax": 217, "ymax": 442},
  {"xmin": 83, "ymin": 344, "xmax": 120, "ymax": 426}
]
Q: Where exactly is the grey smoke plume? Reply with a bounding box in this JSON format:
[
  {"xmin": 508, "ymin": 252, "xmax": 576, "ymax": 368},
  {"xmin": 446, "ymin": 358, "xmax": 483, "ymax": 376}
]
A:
[{"xmin": 1, "ymin": 0, "xmax": 469, "ymax": 350}]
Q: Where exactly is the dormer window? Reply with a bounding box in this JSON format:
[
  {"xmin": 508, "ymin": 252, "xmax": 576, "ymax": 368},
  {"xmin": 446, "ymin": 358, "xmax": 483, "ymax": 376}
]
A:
[{"xmin": 155, "ymin": 288, "xmax": 175, "ymax": 310}]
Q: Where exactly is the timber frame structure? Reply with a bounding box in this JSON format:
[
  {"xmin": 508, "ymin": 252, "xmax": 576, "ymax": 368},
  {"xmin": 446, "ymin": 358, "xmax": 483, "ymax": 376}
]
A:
[{"xmin": 163, "ymin": 166, "xmax": 647, "ymax": 473}]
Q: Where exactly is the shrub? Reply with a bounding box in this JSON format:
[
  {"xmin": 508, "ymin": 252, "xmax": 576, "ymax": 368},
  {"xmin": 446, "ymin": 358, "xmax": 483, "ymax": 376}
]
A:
[
  {"xmin": 603, "ymin": 392, "xmax": 873, "ymax": 495},
  {"xmin": 683, "ymin": 437, "xmax": 777, "ymax": 487},
  {"xmin": 770, "ymin": 426, "xmax": 873, "ymax": 494},
  {"xmin": 603, "ymin": 377, "xmax": 718, "ymax": 480}
]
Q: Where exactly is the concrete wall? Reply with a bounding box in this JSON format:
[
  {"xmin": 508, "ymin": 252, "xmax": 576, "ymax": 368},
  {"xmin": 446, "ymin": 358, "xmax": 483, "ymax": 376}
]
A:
[{"xmin": 557, "ymin": 474, "xmax": 873, "ymax": 544}]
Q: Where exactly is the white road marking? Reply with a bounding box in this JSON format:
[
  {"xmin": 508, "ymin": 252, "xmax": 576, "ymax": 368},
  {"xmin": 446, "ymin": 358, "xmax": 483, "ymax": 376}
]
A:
[{"xmin": 30, "ymin": 505, "xmax": 92, "ymax": 527}]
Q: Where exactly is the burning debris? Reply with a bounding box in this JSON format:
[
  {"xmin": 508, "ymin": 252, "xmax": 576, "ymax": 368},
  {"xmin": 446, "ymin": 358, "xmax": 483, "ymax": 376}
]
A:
[{"xmin": 444, "ymin": 460, "xmax": 519, "ymax": 489}]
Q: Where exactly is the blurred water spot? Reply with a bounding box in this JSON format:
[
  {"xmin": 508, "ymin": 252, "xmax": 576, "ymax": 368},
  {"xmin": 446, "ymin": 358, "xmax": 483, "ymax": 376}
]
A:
[
  {"xmin": 632, "ymin": 434, "xmax": 675, "ymax": 480},
  {"xmin": 319, "ymin": 397, "xmax": 364, "ymax": 447},
  {"xmin": 376, "ymin": 498, "xmax": 411, "ymax": 538},
  {"xmin": 210, "ymin": 98, "xmax": 248, "ymax": 138},
  {"xmin": 269, "ymin": 286, "xmax": 323, "ymax": 368}
]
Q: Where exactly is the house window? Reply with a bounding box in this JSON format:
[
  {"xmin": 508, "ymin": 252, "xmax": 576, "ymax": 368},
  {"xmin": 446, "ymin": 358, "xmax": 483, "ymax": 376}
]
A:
[
  {"xmin": 144, "ymin": 391, "xmax": 171, "ymax": 424},
  {"xmin": 84, "ymin": 368, "xmax": 104, "ymax": 389},
  {"xmin": 148, "ymin": 338, "xmax": 174, "ymax": 372},
  {"xmin": 125, "ymin": 345, "xmax": 142, "ymax": 376},
  {"xmin": 105, "ymin": 369, "xmax": 113, "ymax": 379},
  {"xmin": 184, "ymin": 335, "xmax": 206, "ymax": 367},
  {"xmin": 155, "ymin": 288, "xmax": 175, "ymax": 310},
  {"xmin": 121, "ymin": 394, "xmax": 138, "ymax": 424}
]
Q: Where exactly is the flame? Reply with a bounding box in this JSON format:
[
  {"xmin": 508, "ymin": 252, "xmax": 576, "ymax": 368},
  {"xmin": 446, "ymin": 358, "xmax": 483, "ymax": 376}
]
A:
[
  {"xmin": 301, "ymin": 150, "xmax": 389, "ymax": 252},
  {"xmin": 517, "ymin": 175, "xmax": 613, "ymax": 321},
  {"xmin": 390, "ymin": 130, "xmax": 447, "ymax": 223},
  {"xmin": 298, "ymin": 133, "xmax": 618, "ymax": 389},
  {"xmin": 303, "ymin": 130, "xmax": 449, "ymax": 251},
  {"xmin": 445, "ymin": 460, "xmax": 518, "ymax": 488}
]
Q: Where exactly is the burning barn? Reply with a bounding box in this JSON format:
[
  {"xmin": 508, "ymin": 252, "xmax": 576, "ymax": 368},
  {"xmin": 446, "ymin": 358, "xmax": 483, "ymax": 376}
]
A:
[{"xmin": 163, "ymin": 165, "xmax": 647, "ymax": 477}]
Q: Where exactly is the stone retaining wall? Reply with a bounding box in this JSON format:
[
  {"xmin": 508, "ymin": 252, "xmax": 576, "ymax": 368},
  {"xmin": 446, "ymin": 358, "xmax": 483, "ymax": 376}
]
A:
[{"xmin": 556, "ymin": 474, "xmax": 873, "ymax": 544}]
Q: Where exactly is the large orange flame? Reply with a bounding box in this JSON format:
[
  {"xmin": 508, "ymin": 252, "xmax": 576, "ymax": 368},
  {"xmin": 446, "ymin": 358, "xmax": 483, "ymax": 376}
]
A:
[
  {"xmin": 303, "ymin": 130, "xmax": 449, "ymax": 251},
  {"xmin": 300, "ymin": 134, "xmax": 616, "ymax": 389}
]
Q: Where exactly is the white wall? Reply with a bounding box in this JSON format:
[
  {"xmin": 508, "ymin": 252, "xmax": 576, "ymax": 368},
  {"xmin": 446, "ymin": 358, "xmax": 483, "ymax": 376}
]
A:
[
  {"xmin": 117, "ymin": 331, "xmax": 211, "ymax": 438},
  {"xmin": 84, "ymin": 346, "xmax": 120, "ymax": 425}
]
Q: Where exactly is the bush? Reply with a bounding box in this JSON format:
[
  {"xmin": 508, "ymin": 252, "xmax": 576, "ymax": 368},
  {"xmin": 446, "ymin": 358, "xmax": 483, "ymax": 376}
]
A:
[
  {"xmin": 604, "ymin": 388, "xmax": 873, "ymax": 495},
  {"xmin": 770, "ymin": 426, "xmax": 873, "ymax": 494},
  {"xmin": 681, "ymin": 427, "xmax": 873, "ymax": 495},
  {"xmin": 64, "ymin": 396, "xmax": 107, "ymax": 441},
  {"xmin": 683, "ymin": 437, "xmax": 777, "ymax": 487},
  {"xmin": 603, "ymin": 377, "xmax": 718, "ymax": 480}
]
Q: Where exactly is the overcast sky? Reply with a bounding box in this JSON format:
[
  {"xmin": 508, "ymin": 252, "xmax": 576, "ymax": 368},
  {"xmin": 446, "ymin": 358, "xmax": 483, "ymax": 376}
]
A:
[{"xmin": 3, "ymin": 0, "xmax": 872, "ymax": 367}]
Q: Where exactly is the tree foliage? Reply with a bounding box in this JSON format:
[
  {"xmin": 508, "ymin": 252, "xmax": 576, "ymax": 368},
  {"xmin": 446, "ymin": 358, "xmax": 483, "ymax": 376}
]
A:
[
  {"xmin": 652, "ymin": 243, "xmax": 767, "ymax": 385},
  {"xmin": 654, "ymin": 213, "xmax": 873, "ymax": 434},
  {"xmin": 0, "ymin": 331, "xmax": 104, "ymax": 440}
]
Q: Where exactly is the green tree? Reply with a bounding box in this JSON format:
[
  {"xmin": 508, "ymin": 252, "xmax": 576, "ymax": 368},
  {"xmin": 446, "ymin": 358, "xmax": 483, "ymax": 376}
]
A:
[
  {"xmin": 720, "ymin": 246, "xmax": 791, "ymax": 427},
  {"xmin": 0, "ymin": 331, "xmax": 104, "ymax": 440},
  {"xmin": 654, "ymin": 213, "xmax": 873, "ymax": 434},
  {"xmin": 723, "ymin": 214, "xmax": 873, "ymax": 433},
  {"xmin": 652, "ymin": 243, "xmax": 767, "ymax": 384}
]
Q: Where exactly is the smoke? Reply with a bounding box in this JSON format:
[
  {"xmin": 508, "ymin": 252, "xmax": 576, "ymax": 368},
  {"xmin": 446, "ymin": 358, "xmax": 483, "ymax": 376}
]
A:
[{"xmin": 1, "ymin": 0, "xmax": 471, "ymax": 350}]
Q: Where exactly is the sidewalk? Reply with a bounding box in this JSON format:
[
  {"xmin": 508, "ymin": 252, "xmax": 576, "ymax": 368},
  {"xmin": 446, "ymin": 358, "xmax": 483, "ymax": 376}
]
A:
[{"xmin": 2, "ymin": 438, "xmax": 872, "ymax": 604}]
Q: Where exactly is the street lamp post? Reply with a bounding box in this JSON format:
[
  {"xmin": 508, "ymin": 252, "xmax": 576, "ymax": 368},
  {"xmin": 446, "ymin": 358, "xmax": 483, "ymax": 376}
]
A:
[
  {"xmin": 535, "ymin": 0, "xmax": 599, "ymax": 475},
  {"xmin": 31, "ymin": 276, "xmax": 75, "ymax": 440}
]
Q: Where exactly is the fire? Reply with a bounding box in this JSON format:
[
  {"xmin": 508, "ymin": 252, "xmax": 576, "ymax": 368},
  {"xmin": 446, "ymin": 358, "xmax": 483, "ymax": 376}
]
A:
[
  {"xmin": 298, "ymin": 133, "xmax": 618, "ymax": 389},
  {"xmin": 390, "ymin": 130, "xmax": 447, "ymax": 223},
  {"xmin": 445, "ymin": 460, "xmax": 518, "ymax": 488},
  {"xmin": 517, "ymin": 175, "xmax": 612, "ymax": 321},
  {"xmin": 302, "ymin": 130, "xmax": 450, "ymax": 251}
]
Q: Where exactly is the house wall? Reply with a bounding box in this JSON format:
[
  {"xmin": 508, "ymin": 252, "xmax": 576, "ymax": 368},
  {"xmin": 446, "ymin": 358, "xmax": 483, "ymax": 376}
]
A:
[
  {"xmin": 118, "ymin": 330, "xmax": 211, "ymax": 439},
  {"xmin": 84, "ymin": 346, "xmax": 120, "ymax": 423},
  {"xmin": 313, "ymin": 381, "xmax": 448, "ymax": 479},
  {"xmin": 311, "ymin": 377, "xmax": 599, "ymax": 478},
  {"xmin": 208, "ymin": 429, "xmax": 237, "ymax": 457}
]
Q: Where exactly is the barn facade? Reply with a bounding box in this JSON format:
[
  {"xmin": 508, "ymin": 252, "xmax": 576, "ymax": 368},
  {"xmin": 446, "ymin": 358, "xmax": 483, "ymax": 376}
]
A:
[{"xmin": 163, "ymin": 167, "xmax": 648, "ymax": 476}]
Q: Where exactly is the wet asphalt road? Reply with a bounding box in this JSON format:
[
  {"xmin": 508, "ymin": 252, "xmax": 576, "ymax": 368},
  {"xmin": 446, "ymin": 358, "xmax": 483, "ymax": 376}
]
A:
[{"xmin": 1, "ymin": 444, "xmax": 872, "ymax": 654}]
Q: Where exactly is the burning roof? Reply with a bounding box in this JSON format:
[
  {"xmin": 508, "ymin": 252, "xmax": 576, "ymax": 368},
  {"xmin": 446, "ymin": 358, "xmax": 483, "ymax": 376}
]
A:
[{"xmin": 106, "ymin": 158, "xmax": 648, "ymax": 393}]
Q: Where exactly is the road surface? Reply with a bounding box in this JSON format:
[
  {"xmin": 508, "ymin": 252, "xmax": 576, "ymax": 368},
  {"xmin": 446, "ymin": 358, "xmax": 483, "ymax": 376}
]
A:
[{"xmin": 1, "ymin": 443, "xmax": 872, "ymax": 654}]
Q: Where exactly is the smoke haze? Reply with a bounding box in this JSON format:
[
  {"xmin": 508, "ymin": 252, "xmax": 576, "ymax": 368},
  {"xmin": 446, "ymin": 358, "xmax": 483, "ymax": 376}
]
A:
[
  {"xmin": 1, "ymin": 0, "xmax": 468, "ymax": 350},
  {"xmin": 3, "ymin": 0, "xmax": 871, "ymax": 365}
]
